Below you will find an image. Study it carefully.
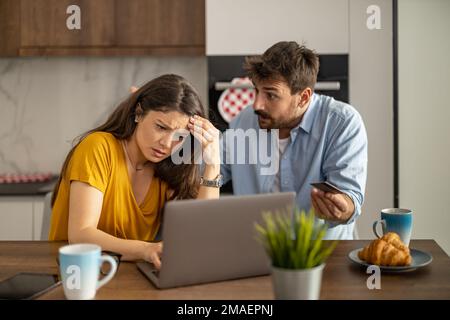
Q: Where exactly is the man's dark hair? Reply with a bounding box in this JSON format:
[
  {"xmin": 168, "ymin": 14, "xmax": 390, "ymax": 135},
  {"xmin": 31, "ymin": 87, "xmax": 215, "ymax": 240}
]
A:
[{"xmin": 243, "ymin": 41, "xmax": 320, "ymax": 94}]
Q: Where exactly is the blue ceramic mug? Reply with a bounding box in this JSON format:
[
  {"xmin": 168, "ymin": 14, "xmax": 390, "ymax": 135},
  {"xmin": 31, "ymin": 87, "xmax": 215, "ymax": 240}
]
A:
[{"xmin": 373, "ymin": 208, "xmax": 413, "ymax": 246}]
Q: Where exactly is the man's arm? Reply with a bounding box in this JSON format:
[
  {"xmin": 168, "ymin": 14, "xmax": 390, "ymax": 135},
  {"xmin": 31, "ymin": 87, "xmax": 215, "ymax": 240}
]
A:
[
  {"xmin": 311, "ymin": 111, "xmax": 368, "ymax": 225},
  {"xmin": 220, "ymin": 133, "xmax": 232, "ymax": 185}
]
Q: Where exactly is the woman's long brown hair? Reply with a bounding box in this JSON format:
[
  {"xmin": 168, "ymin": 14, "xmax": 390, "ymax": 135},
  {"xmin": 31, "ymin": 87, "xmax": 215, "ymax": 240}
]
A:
[{"xmin": 51, "ymin": 74, "xmax": 205, "ymax": 206}]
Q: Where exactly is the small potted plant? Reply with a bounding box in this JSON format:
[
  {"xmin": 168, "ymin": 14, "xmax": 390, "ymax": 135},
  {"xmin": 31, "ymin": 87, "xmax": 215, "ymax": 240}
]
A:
[{"xmin": 255, "ymin": 207, "xmax": 338, "ymax": 300}]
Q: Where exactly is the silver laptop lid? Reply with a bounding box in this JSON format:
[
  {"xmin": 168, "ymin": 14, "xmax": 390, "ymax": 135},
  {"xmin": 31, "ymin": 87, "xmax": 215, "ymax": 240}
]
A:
[{"xmin": 156, "ymin": 192, "xmax": 296, "ymax": 288}]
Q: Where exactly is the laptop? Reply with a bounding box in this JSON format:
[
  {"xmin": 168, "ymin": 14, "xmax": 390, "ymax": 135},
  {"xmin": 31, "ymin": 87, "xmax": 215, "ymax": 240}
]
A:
[{"xmin": 136, "ymin": 192, "xmax": 296, "ymax": 289}]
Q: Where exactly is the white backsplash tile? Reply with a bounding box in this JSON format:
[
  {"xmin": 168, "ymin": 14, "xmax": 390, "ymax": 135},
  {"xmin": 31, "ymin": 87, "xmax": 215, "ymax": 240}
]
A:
[{"xmin": 0, "ymin": 57, "xmax": 207, "ymax": 173}]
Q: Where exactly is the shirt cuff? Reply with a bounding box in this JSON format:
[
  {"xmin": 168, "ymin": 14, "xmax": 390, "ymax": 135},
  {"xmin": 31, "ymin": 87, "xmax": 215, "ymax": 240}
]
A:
[{"xmin": 326, "ymin": 191, "xmax": 361, "ymax": 228}]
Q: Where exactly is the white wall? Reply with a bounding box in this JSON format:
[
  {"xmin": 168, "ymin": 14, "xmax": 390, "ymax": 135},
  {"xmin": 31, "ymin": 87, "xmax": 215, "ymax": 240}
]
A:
[
  {"xmin": 207, "ymin": 0, "xmax": 349, "ymax": 55},
  {"xmin": 398, "ymin": 0, "xmax": 450, "ymax": 254},
  {"xmin": 349, "ymin": 0, "xmax": 394, "ymax": 242}
]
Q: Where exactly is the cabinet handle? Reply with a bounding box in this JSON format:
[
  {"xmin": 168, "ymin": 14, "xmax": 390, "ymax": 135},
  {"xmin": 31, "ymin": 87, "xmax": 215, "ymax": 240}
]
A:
[{"xmin": 214, "ymin": 81, "xmax": 340, "ymax": 91}]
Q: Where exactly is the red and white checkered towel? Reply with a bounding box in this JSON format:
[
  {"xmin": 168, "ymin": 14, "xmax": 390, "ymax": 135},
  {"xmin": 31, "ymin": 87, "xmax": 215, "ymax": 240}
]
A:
[
  {"xmin": 218, "ymin": 77, "xmax": 255, "ymax": 123},
  {"xmin": 0, "ymin": 173, "xmax": 54, "ymax": 184}
]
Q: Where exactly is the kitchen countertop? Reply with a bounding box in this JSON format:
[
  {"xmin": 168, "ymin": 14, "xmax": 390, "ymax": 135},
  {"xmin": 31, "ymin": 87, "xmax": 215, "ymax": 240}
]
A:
[{"xmin": 0, "ymin": 177, "xmax": 58, "ymax": 196}]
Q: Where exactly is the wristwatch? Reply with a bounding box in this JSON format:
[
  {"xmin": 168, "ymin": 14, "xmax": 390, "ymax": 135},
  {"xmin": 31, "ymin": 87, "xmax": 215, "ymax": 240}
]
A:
[{"xmin": 199, "ymin": 174, "xmax": 223, "ymax": 188}]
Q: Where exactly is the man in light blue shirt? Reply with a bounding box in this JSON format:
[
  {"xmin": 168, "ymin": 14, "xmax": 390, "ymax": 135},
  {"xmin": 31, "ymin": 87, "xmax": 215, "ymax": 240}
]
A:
[{"xmin": 220, "ymin": 42, "xmax": 368, "ymax": 239}]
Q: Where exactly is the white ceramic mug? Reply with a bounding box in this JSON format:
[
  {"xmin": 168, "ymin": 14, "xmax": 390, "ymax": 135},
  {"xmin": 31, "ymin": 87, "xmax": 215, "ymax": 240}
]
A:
[{"xmin": 59, "ymin": 244, "xmax": 117, "ymax": 300}]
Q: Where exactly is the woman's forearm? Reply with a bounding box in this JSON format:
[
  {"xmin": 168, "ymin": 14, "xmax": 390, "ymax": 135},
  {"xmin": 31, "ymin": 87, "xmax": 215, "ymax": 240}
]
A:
[{"xmin": 69, "ymin": 227, "xmax": 151, "ymax": 261}]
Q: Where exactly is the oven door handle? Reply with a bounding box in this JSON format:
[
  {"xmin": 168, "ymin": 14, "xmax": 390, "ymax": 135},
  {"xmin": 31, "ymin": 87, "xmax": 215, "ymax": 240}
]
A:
[{"xmin": 214, "ymin": 81, "xmax": 341, "ymax": 91}]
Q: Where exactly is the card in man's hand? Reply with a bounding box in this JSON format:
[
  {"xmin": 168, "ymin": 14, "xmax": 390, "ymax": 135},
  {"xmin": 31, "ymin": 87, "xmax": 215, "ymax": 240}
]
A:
[{"xmin": 310, "ymin": 181, "xmax": 344, "ymax": 194}]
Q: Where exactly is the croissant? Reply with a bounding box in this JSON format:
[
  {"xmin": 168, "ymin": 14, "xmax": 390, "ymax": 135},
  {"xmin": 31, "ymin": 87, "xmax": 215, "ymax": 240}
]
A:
[{"xmin": 358, "ymin": 232, "xmax": 412, "ymax": 266}]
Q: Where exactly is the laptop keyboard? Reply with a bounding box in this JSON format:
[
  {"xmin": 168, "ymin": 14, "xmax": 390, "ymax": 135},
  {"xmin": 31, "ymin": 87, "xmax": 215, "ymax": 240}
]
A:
[{"xmin": 152, "ymin": 269, "xmax": 160, "ymax": 278}]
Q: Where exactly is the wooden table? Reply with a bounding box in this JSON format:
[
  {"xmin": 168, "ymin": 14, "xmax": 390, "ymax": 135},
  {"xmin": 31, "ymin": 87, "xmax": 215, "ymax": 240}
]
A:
[{"xmin": 1, "ymin": 240, "xmax": 449, "ymax": 299}]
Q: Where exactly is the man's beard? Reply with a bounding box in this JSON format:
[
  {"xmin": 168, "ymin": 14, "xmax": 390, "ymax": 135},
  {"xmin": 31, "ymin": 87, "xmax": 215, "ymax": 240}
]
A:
[
  {"xmin": 254, "ymin": 110, "xmax": 296, "ymax": 129},
  {"xmin": 255, "ymin": 110, "xmax": 276, "ymax": 128}
]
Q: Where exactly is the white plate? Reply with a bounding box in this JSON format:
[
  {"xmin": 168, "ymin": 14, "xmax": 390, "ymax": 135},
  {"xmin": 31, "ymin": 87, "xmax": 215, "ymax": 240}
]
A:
[{"xmin": 348, "ymin": 248, "xmax": 433, "ymax": 272}]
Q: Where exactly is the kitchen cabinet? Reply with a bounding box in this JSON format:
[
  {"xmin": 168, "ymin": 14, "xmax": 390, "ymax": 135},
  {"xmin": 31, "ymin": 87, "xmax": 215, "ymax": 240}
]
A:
[
  {"xmin": 20, "ymin": 0, "xmax": 115, "ymax": 48},
  {"xmin": 116, "ymin": 0, "xmax": 205, "ymax": 47},
  {"xmin": 34, "ymin": 198, "xmax": 45, "ymax": 241},
  {"xmin": 206, "ymin": 0, "xmax": 349, "ymax": 55},
  {"xmin": 0, "ymin": 0, "xmax": 205, "ymax": 56},
  {"xmin": 0, "ymin": 0, "xmax": 20, "ymax": 56},
  {"xmin": 0, "ymin": 196, "xmax": 45, "ymax": 240}
]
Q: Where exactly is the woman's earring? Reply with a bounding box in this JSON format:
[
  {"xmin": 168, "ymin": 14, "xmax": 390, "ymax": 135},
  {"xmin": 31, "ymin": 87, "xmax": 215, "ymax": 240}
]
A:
[{"xmin": 135, "ymin": 116, "xmax": 139, "ymax": 123}]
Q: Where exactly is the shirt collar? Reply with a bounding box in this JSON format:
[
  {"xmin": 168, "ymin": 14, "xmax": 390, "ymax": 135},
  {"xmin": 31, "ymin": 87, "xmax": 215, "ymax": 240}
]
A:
[{"xmin": 292, "ymin": 93, "xmax": 318, "ymax": 136}]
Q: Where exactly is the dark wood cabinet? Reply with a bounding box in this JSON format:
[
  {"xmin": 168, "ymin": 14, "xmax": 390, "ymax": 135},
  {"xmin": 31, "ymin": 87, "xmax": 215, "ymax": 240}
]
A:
[
  {"xmin": 20, "ymin": 0, "xmax": 115, "ymax": 47},
  {"xmin": 0, "ymin": 0, "xmax": 205, "ymax": 56},
  {"xmin": 116, "ymin": 0, "xmax": 204, "ymax": 47},
  {"xmin": 0, "ymin": 0, "xmax": 21, "ymax": 56}
]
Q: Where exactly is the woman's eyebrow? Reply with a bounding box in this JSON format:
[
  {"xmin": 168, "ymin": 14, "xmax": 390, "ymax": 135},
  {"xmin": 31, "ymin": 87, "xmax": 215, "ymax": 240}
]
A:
[{"xmin": 156, "ymin": 119, "xmax": 175, "ymax": 130}]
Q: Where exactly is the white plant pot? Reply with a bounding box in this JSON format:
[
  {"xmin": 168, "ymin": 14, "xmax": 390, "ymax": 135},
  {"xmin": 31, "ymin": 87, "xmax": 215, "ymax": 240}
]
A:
[{"xmin": 271, "ymin": 263, "xmax": 325, "ymax": 300}]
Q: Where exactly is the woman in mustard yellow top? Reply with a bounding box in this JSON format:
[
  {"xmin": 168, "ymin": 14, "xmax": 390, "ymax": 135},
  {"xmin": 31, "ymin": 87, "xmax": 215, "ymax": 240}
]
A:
[{"xmin": 49, "ymin": 74, "xmax": 221, "ymax": 269}]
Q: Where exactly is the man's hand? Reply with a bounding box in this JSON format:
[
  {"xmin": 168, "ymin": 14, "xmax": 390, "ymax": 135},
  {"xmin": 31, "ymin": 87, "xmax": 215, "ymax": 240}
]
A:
[{"xmin": 311, "ymin": 188, "xmax": 355, "ymax": 223}]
